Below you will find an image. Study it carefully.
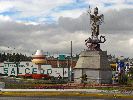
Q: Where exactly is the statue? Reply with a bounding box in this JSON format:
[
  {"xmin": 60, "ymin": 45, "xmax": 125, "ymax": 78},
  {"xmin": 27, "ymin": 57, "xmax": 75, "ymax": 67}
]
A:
[
  {"xmin": 74, "ymin": 7, "xmax": 112, "ymax": 84},
  {"xmin": 85, "ymin": 7, "xmax": 106, "ymax": 51}
]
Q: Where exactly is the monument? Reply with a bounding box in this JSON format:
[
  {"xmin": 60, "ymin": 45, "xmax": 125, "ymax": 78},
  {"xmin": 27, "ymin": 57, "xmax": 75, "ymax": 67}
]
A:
[{"xmin": 74, "ymin": 7, "xmax": 112, "ymax": 84}]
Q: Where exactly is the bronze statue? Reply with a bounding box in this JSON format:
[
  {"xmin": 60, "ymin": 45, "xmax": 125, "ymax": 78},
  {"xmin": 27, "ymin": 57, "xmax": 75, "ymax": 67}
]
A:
[{"xmin": 85, "ymin": 7, "xmax": 106, "ymax": 51}]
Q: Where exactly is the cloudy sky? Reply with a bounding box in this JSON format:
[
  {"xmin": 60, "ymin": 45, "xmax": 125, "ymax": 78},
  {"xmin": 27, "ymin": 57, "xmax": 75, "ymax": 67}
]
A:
[{"xmin": 0, "ymin": 0, "xmax": 133, "ymax": 57}]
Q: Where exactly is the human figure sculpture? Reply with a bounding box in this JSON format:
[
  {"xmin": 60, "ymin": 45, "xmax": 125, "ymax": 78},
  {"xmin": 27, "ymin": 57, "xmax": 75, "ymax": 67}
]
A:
[{"xmin": 85, "ymin": 7, "xmax": 106, "ymax": 51}]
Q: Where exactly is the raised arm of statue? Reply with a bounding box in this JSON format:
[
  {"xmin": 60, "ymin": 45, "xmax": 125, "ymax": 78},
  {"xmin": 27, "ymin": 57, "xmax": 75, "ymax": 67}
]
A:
[{"xmin": 99, "ymin": 14, "xmax": 104, "ymax": 25}]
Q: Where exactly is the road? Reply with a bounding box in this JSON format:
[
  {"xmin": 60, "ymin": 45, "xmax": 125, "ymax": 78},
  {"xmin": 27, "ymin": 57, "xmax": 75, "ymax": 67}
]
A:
[{"xmin": 0, "ymin": 96, "xmax": 132, "ymax": 100}]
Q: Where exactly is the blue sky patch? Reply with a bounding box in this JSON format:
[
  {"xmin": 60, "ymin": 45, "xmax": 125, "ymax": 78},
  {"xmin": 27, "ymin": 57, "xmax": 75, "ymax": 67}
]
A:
[
  {"xmin": 42, "ymin": 15, "xmax": 56, "ymax": 24},
  {"xmin": 125, "ymin": 1, "xmax": 133, "ymax": 5},
  {"xmin": 104, "ymin": 3, "xmax": 115, "ymax": 7},
  {"xmin": 0, "ymin": 7, "xmax": 21, "ymax": 16},
  {"xmin": 0, "ymin": 10, "xmax": 20, "ymax": 16},
  {"xmin": 52, "ymin": 0, "xmax": 88, "ymax": 12},
  {"xmin": 16, "ymin": 16, "xmax": 38, "ymax": 22}
]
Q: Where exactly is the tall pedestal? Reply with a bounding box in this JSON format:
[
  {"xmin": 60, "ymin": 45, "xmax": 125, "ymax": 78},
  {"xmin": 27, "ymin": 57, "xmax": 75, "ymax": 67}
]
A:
[{"xmin": 74, "ymin": 50, "xmax": 112, "ymax": 84}]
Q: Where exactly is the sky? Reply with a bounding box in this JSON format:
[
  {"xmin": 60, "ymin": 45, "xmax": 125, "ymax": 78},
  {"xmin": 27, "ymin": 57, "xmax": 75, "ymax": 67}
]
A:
[{"xmin": 0, "ymin": 0, "xmax": 133, "ymax": 57}]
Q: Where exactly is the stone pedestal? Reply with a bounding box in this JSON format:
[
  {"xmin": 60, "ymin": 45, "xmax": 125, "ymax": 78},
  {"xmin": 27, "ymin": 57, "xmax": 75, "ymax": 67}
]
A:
[{"xmin": 74, "ymin": 50, "xmax": 112, "ymax": 84}]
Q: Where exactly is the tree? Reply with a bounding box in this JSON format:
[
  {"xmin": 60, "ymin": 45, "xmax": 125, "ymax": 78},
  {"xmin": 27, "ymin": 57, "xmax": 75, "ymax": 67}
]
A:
[
  {"xmin": 128, "ymin": 67, "xmax": 133, "ymax": 80},
  {"xmin": 118, "ymin": 71, "xmax": 128, "ymax": 85},
  {"xmin": 14, "ymin": 53, "xmax": 20, "ymax": 62},
  {"xmin": 1, "ymin": 52, "xmax": 6, "ymax": 62}
]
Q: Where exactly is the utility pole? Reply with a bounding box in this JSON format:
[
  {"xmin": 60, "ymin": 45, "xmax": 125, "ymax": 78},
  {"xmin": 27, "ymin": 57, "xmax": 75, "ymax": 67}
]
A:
[
  {"xmin": 71, "ymin": 41, "xmax": 72, "ymax": 59},
  {"xmin": 70, "ymin": 41, "xmax": 73, "ymax": 82}
]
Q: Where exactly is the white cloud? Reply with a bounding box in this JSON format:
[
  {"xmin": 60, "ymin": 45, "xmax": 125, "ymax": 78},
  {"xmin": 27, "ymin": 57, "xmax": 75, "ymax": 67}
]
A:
[
  {"xmin": 0, "ymin": 0, "xmax": 132, "ymax": 23},
  {"xmin": 0, "ymin": 15, "xmax": 12, "ymax": 21},
  {"xmin": 129, "ymin": 39, "xmax": 133, "ymax": 46},
  {"xmin": 84, "ymin": 0, "xmax": 133, "ymax": 12},
  {"xmin": 0, "ymin": 1, "xmax": 132, "ymax": 57},
  {"xmin": 0, "ymin": 0, "xmax": 74, "ymax": 20},
  {"xmin": 52, "ymin": 9, "xmax": 85, "ymax": 20},
  {"xmin": 16, "ymin": 20, "xmax": 39, "ymax": 25},
  {"xmin": 0, "ymin": 1, "xmax": 13, "ymax": 12}
]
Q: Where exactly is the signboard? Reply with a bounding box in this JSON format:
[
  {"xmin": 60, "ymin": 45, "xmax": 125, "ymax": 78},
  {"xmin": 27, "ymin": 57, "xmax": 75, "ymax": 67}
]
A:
[{"xmin": 0, "ymin": 62, "xmax": 68, "ymax": 77}]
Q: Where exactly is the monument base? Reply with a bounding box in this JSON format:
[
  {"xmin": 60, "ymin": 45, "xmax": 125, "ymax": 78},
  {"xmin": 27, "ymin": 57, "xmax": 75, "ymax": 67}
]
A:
[
  {"xmin": 74, "ymin": 50, "xmax": 112, "ymax": 84},
  {"xmin": 74, "ymin": 68, "xmax": 112, "ymax": 84}
]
